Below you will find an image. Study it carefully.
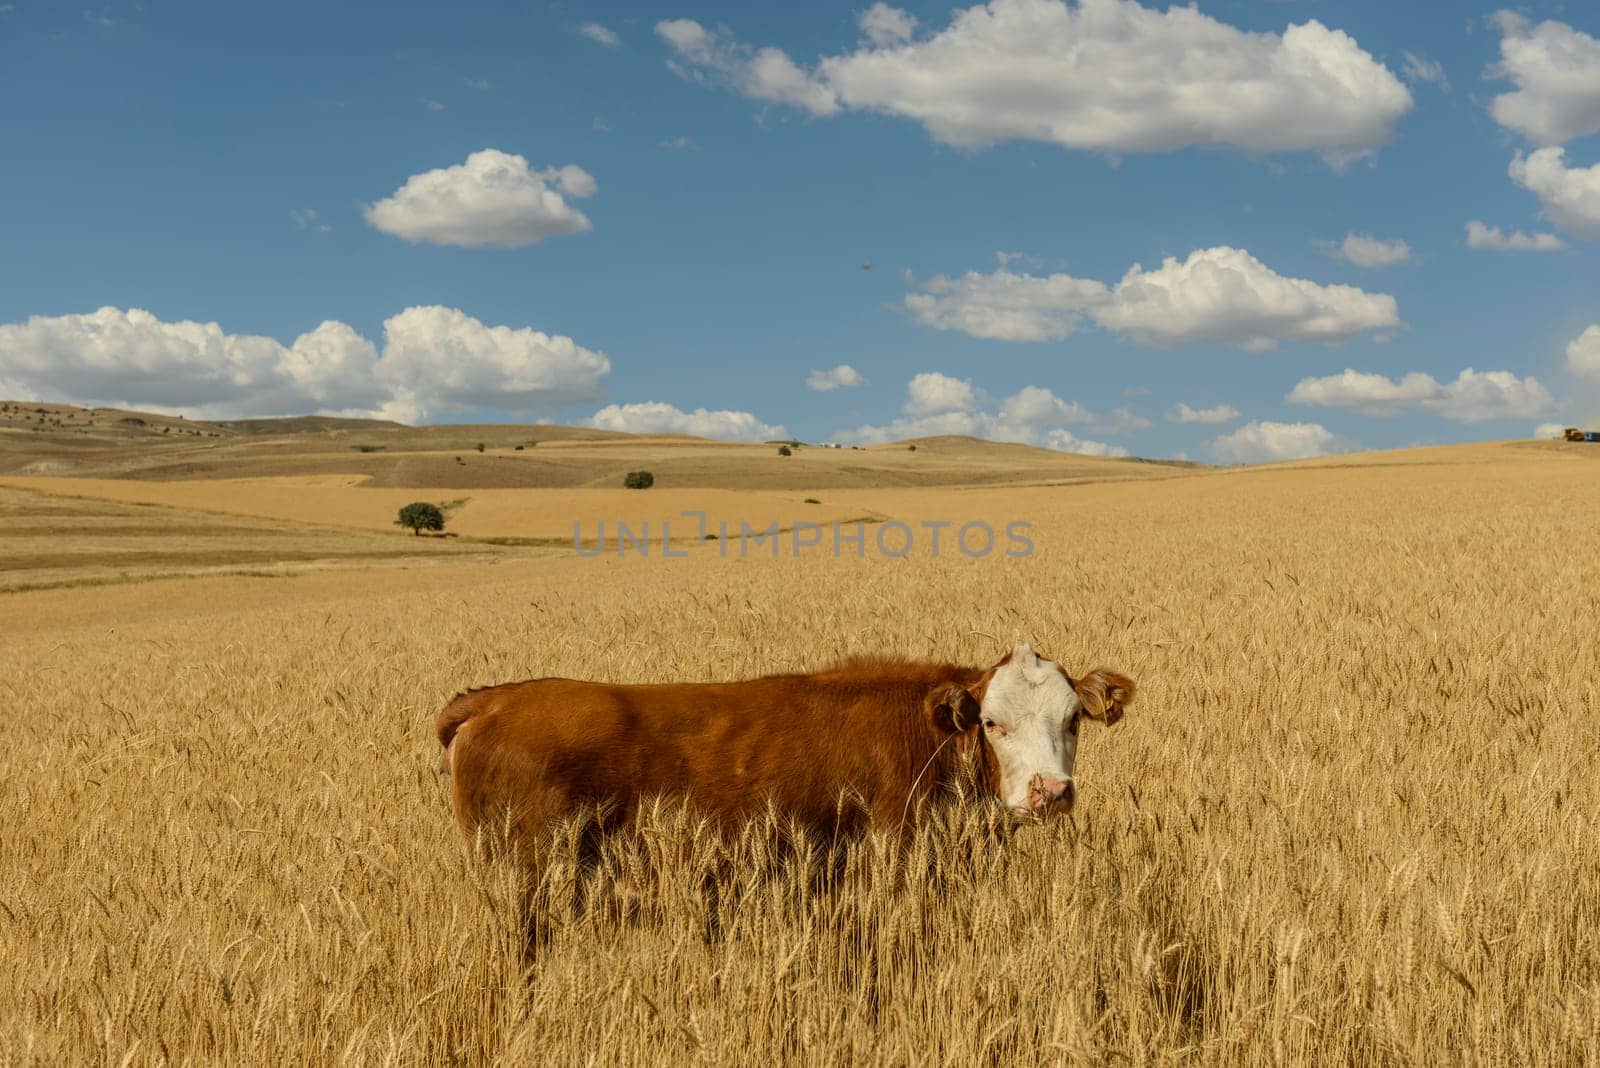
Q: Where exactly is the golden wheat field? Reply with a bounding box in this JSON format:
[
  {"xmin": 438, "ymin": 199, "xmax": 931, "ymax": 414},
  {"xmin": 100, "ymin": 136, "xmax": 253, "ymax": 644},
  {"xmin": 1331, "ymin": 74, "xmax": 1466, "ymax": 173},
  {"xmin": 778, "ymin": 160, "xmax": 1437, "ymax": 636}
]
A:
[{"xmin": 3, "ymin": 446, "xmax": 1599, "ymax": 1065}]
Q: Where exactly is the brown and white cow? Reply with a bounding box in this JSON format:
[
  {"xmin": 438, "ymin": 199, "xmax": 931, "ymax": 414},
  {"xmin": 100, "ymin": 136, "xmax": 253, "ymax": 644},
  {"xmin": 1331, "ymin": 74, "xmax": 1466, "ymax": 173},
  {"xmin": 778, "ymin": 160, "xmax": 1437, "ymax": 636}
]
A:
[{"xmin": 437, "ymin": 643, "xmax": 1133, "ymax": 849}]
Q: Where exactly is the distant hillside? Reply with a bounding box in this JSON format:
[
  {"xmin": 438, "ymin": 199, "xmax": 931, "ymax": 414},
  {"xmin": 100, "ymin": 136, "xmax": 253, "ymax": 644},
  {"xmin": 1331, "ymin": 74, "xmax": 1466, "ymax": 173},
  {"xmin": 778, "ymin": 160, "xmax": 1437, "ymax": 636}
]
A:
[{"xmin": 0, "ymin": 400, "xmax": 1191, "ymax": 488}]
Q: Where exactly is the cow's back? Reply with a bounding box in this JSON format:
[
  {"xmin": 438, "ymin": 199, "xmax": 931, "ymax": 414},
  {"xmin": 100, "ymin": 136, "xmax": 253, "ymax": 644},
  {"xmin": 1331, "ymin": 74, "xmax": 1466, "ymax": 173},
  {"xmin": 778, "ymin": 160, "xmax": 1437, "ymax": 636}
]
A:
[{"xmin": 440, "ymin": 665, "xmax": 961, "ymax": 849}]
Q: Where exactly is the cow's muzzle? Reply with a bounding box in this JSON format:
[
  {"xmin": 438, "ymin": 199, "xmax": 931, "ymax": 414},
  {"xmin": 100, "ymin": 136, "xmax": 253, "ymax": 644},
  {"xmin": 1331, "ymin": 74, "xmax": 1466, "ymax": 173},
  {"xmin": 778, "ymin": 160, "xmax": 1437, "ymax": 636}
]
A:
[{"xmin": 1018, "ymin": 775, "xmax": 1074, "ymax": 817}]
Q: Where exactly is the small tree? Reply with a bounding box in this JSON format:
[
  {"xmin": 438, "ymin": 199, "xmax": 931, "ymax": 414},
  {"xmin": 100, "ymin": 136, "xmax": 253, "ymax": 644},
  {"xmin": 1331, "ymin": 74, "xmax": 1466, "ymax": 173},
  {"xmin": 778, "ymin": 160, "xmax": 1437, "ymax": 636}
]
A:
[
  {"xmin": 397, "ymin": 501, "xmax": 445, "ymax": 536},
  {"xmin": 624, "ymin": 471, "xmax": 654, "ymax": 490},
  {"xmin": 907, "ymin": 444, "xmax": 918, "ymax": 451},
  {"xmin": 476, "ymin": 442, "xmax": 486, "ymax": 452},
  {"xmin": 777, "ymin": 445, "xmax": 792, "ymax": 457}
]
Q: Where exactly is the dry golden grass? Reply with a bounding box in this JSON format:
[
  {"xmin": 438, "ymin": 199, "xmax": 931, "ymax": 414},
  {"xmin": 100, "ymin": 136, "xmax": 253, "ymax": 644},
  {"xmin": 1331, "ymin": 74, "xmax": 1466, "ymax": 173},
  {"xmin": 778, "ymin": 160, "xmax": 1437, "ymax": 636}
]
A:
[
  {"xmin": 2, "ymin": 449, "xmax": 1598, "ymax": 1064},
  {"xmin": 0, "ymin": 476, "xmax": 889, "ymax": 542},
  {"xmin": 0, "ymin": 485, "xmax": 510, "ymax": 593}
]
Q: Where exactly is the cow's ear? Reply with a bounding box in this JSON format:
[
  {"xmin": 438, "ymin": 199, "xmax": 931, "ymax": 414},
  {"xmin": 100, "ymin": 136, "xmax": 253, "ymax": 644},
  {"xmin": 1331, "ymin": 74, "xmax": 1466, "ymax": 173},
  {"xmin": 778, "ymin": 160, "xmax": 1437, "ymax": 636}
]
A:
[
  {"xmin": 926, "ymin": 684, "xmax": 982, "ymax": 734},
  {"xmin": 1074, "ymin": 668, "xmax": 1135, "ymax": 726}
]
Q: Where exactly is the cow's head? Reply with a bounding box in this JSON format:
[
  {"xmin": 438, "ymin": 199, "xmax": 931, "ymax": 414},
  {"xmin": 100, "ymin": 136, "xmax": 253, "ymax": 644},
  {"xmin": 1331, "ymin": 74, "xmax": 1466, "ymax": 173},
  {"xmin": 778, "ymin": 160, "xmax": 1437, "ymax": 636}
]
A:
[{"xmin": 930, "ymin": 642, "xmax": 1134, "ymax": 817}]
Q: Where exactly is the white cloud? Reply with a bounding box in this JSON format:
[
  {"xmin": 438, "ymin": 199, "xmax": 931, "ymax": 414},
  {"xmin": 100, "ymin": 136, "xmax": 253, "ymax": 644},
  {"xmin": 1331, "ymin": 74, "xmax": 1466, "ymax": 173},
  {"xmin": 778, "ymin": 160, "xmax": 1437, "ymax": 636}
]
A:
[
  {"xmin": 0, "ymin": 305, "xmax": 610, "ymax": 423},
  {"xmin": 834, "ymin": 376, "xmax": 1130, "ymax": 455},
  {"xmin": 1287, "ymin": 367, "xmax": 1557, "ymax": 422},
  {"xmin": 1509, "ymin": 148, "xmax": 1600, "ymax": 239},
  {"xmin": 656, "ymin": 19, "xmax": 840, "ymax": 116},
  {"xmin": 1285, "ymin": 368, "xmax": 1440, "ymax": 415},
  {"xmin": 1464, "ymin": 220, "xmax": 1565, "ymax": 252},
  {"xmin": 1210, "ymin": 421, "xmax": 1338, "ymax": 464},
  {"xmin": 1401, "ymin": 51, "xmax": 1450, "ymax": 90},
  {"xmin": 364, "ymin": 149, "xmax": 597, "ymax": 248},
  {"xmin": 580, "ymin": 22, "xmax": 621, "ymax": 48},
  {"xmin": 1488, "ymin": 13, "xmax": 1600, "ymax": 146},
  {"xmin": 1036, "ymin": 429, "xmax": 1129, "ymax": 457},
  {"xmin": 806, "ymin": 364, "xmax": 868, "ymax": 391},
  {"xmin": 660, "ymin": 0, "xmax": 1411, "ymax": 162},
  {"xmin": 377, "ymin": 306, "xmax": 610, "ymax": 418},
  {"xmin": 905, "ymin": 270, "xmax": 1107, "ymax": 342},
  {"xmin": 905, "ymin": 371, "xmax": 981, "ymax": 415},
  {"xmin": 1325, "ymin": 232, "xmax": 1413, "ymax": 268},
  {"xmin": 1421, "ymin": 370, "xmax": 1557, "ymax": 424},
  {"xmin": 659, "ymin": 135, "xmax": 695, "ymax": 150},
  {"xmin": 908, "ymin": 246, "xmax": 1399, "ymax": 350},
  {"xmin": 1167, "ymin": 402, "xmax": 1240, "ymax": 424},
  {"xmin": 464, "ymin": 78, "xmax": 492, "ymax": 91},
  {"xmin": 587, "ymin": 401, "xmax": 786, "ymax": 441},
  {"xmin": 1534, "ymin": 422, "xmax": 1568, "ymax": 439},
  {"xmin": 1568, "ymin": 324, "xmax": 1600, "ymax": 381},
  {"xmin": 0, "ymin": 308, "xmax": 384, "ymax": 417},
  {"xmin": 420, "ymin": 98, "xmax": 445, "ymax": 112},
  {"xmin": 997, "ymin": 383, "xmax": 1093, "ymax": 426},
  {"xmin": 1097, "ymin": 248, "xmax": 1399, "ymax": 348},
  {"xmin": 858, "ymin": 3, "xmax": 917, "ymax": 47}
]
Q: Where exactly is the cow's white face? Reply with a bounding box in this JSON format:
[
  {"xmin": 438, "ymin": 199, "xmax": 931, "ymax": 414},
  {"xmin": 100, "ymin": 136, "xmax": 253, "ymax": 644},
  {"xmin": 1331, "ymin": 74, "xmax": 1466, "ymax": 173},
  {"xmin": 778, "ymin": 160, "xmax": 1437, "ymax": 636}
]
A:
[{"xmin": 980, "ymin": 643, "xmax": 1084, "ymax": 816}]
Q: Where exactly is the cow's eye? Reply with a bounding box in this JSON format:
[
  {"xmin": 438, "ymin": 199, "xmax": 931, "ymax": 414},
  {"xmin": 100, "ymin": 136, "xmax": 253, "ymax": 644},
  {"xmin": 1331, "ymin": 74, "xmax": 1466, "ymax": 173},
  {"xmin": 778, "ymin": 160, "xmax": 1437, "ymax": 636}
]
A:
[{"xmin": 982, "ymin": 718, "xmax": 998, "ymax": 730}]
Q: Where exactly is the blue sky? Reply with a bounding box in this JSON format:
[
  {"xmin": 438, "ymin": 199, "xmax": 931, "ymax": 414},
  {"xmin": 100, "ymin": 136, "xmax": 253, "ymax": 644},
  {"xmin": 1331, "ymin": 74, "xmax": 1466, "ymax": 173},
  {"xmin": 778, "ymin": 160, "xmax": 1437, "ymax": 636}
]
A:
[{"xmin": 2, "ymin": 0, "xmax": 1599, "ymax": 461}]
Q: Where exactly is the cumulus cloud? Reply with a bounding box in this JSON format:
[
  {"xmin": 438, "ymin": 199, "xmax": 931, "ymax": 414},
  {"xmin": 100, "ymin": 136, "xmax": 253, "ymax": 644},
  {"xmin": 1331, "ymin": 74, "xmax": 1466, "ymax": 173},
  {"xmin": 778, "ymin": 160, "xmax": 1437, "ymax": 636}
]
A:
[
  {"xmin": 1509, "ymin": 148, "xmax": 1600, "ymax": 239},
  {"xmin": 659, "ymin": 0, "xmax": 1411, "ymax": 162},
  {"xmin": 806, "ymin": 364, "xmax": 867, "ymax": 391},
  {"xmin": 905, "ymin": 270, "xmax": 1107, "ymax": 342},
  {"xmin": 1096, "ymin": 248, "xmax": 1399, "ymax": 348},
  {"xmin": 1324, "ymin": 232, "xmax": 1413, "ymax": 268},
  {"xmin": 858, "ymin": 3, "xmax": 917, "ymax": 47},
  {"xmin": 834, "ymin": 376, "xmax": 1132, "ymax": 455},
  {"xmin": 0, "ymin": 307, "xmax": 386, "ymax": 417},
  {"xmin": 378, "ymin": 306, "xmax": 610, "ymax": 417},
  {"xmin": 586, "ymin": 401, "xmax": 786, "ymax": 441},
  {"xmin": 0, "ymin": 305, "xmax": 611, "ymax": 423},
  {"xmin": 905, "ymin": 371, "xmax": 983, "ymax": 415},
  {"xmin": 1488, "ymin": 13, "xmax": 1600, "ymax": 146},
  {"xmin": 364, "ymin": 149, "xmax": 597, "ymax": 248},
  {"xmin": 580, "ymin": 21, "xmax": 621, "ymax": 48},
  {"xmin": 1167, "ymin": 402, "xmax": 1240, "ymax": 424},
  {"xmin": 1534, "ymin": 422, "xmax": 1568, "ymax": 439},
  {"xmin": 907, "ymin": 246, "xmax": 1399, "ymax": 350},
  {"xmin": 1464, "ymin": 220, "xmax": 1565, "ymax": 252},
  {"xmin": 1210, "ymin": 421, "xmax": 1338, "ymax": 464},
  {"xmin": 656, "ymin": 19, "xmax": 840, "ymax": 115},
  {"xmin": 1287, "ymin": 367, "xmax": 1557, "ymax": 422},
  {"xmin": 1568, "ymin": 325, "xmax": 1600, "ymax": 381}
]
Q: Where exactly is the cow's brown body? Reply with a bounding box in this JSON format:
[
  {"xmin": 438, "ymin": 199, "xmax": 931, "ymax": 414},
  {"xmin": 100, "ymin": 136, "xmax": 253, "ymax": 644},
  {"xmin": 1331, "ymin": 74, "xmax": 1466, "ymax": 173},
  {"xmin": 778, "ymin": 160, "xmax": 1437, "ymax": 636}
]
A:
[{"xmin": 438, "ymin": 656, "xmax": 997, "ymax": 848}]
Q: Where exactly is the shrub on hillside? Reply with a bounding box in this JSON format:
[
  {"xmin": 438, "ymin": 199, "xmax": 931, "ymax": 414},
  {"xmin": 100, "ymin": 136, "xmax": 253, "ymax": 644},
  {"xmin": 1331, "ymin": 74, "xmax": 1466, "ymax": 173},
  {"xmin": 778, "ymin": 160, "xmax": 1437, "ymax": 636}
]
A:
[
  {"xmin": 624, "ymin": 471, "xmax": 654, "ymax": 490},
  {"xmin": 397, "ymin": 501, "xmax": 445, "ymax": 535},
  {"xmin": 777, "ymin": 445, "xmax": 792, "ymax": 457}
]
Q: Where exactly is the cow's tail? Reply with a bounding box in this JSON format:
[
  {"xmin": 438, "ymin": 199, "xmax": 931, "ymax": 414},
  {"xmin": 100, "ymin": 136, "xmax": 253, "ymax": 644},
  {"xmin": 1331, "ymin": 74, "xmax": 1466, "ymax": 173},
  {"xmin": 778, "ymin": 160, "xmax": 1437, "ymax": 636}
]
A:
[{"xmin": 436, "ymin": 688, "xmax": 496, "ymax": 775}]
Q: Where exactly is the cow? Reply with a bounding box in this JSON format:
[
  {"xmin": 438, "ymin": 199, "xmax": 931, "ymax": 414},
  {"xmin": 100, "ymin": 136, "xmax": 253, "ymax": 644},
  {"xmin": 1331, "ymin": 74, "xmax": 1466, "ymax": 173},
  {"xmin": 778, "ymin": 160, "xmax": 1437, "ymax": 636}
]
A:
[{"xmin": 437, "ymin": 643, "xmax": 1134, "ymax": 855}]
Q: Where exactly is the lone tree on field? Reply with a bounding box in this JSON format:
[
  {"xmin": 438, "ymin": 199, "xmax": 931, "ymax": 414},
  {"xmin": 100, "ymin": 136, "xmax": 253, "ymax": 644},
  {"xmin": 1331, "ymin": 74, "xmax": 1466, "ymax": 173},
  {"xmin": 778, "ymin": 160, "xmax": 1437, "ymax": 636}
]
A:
[
  {"xmin": 777, "ymin": 445, "xmax": 792, "ymax": 456},
  {"xmin": 397, "ymin": 501, "xmax": 445, "ymax": 535},
  {"xmin": 624, "ymin": 470, "xmax": 654, "ymax": 490}
]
